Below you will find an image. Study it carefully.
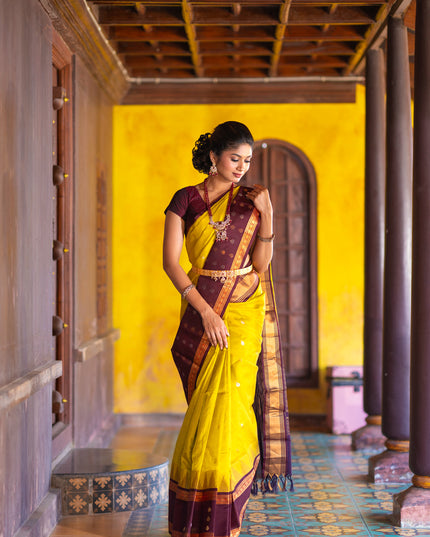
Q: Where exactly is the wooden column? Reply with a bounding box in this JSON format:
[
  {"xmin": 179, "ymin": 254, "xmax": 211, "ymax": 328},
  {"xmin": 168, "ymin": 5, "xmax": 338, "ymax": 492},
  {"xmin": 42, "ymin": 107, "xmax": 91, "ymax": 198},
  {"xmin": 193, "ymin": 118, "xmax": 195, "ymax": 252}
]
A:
[
  {"xmin": 393, "ymin": 0, "xmax": 430, "ymax": 527},
  {"xmin": 352, "ymin": 48, "xmax": 386, "ymax": 451},
  {"xmin": 368, "ymin": 17, "xmax": 413, "ymax": 483}
]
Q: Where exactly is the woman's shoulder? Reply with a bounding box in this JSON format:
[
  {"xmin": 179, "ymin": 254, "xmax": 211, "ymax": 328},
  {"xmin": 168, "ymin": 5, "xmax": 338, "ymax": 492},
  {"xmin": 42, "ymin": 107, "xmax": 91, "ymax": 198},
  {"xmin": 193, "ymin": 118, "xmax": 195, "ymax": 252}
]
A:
[{"xmin": 165, "ymin": 185, "xmax": 202, "ymax": 217}]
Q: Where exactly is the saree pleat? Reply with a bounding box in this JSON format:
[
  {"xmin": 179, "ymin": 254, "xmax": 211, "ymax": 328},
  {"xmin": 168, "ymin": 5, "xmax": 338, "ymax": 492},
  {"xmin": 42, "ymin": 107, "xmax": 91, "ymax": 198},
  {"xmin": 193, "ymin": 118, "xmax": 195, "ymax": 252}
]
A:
[
  {"xmin": 168, "ymin": 186, "xmax": 292, "ymax": 537},
  {"xmin": 169, "ymin": 290, "xmax": 265, "ymax": 537}
]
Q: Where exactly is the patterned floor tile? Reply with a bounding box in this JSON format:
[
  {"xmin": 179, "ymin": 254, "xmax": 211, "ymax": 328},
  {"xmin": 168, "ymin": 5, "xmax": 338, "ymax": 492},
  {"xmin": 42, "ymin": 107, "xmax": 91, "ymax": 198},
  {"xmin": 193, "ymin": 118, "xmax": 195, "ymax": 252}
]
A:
[{"xmin": 51, "ymin": 429, "xmax": 430, "ymax": 537}]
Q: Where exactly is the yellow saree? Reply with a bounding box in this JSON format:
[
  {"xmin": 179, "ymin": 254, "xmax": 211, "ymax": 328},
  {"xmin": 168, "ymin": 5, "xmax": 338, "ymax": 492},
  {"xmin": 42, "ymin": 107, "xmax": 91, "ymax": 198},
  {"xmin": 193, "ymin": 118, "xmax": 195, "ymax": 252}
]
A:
[{"xmin": 168, "ymin": 186, "xmax": 291, "ymax": 537}]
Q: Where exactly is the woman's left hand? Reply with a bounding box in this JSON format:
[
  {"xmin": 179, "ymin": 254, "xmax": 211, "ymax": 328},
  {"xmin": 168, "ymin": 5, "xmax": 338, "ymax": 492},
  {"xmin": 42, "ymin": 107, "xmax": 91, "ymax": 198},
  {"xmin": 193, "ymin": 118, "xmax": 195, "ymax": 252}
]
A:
[{"xmin": 246, "ymin": 184, "xmax": 273, "ymax": 215}]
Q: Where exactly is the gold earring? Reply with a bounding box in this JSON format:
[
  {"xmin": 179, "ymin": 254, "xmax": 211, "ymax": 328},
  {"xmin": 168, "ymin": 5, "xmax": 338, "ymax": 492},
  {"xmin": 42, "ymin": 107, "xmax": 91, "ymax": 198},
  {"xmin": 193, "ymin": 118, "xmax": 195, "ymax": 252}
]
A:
[{"xmin": 209, "ymin": 163, "xmax": 218, "ymax": 176}]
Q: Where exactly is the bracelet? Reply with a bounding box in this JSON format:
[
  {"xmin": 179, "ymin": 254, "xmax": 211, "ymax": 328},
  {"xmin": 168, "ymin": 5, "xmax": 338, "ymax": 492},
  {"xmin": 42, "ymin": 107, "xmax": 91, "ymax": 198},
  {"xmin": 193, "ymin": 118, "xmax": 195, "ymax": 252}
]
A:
[
  {"xmin": 257, "ymin": 233, "xmax": 275, "ymax": 243},
  {"xmin": 181, "ymin": 283, "xmax": 195, "ymax": 299}
]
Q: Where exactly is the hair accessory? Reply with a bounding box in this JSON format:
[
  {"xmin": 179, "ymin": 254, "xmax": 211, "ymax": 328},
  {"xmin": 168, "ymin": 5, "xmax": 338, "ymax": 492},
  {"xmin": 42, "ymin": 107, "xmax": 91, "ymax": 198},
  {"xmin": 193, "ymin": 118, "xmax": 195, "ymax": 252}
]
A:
[
  {"xmin": 209, "ymin": 164, "xmax": 218, "ymax": 176},
  {"xmin": 257, "ymin": 233, "xmax": 275, "ymax": 243},
  {"xmin": 204, "ymin": 179, "xmax": 234, "ymax": 241},
  {"xmin": 181, "ymin": 283, "xmax": 195, "ymax": 299}
]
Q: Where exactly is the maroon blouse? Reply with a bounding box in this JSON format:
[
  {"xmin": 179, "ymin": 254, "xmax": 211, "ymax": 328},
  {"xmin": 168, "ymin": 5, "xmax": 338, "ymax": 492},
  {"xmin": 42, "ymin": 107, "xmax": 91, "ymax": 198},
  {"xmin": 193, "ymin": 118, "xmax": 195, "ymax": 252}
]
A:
[{"xmin": 165, "ymin": 185, "xmax": 229, "ymax": 236}]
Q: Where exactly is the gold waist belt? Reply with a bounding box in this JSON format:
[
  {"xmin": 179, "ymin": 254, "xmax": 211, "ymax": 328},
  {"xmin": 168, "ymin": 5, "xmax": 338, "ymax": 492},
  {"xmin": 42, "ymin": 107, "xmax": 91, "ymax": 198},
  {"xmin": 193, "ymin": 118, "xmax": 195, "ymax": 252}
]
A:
[{"xmin": 191, "ymin": 265, "xmax": 253, "ymax": 283}]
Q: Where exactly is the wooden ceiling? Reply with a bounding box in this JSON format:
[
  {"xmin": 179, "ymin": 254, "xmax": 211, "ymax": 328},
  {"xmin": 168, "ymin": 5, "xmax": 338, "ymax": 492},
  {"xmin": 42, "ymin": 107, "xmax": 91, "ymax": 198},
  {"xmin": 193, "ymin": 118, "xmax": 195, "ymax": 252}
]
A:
[{"xmin": 85, "ymin": 0, "xmax": 416, "ymax": 104}]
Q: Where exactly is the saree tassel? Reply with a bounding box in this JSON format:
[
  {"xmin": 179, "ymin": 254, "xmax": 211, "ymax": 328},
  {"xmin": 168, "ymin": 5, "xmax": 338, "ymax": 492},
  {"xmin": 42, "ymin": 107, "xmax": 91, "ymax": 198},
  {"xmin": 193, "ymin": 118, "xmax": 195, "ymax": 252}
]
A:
[
  {"xmin": 262, "ymin": 475, "xmax": 270, "ymax": 494},
  {"xmin": 251, "ymin": 480, "xmax": 259, "ymax": 496},
  {"xmin": 279, "ymin": 474, "xmax": 287, "ymax": 491},
  {"xmin": 260, "ymin": 474, "xmax": 294, "ymax": 494},
  {"xmin": 271, "ymin": 474, "xmax": 279, "ymax": 493}
]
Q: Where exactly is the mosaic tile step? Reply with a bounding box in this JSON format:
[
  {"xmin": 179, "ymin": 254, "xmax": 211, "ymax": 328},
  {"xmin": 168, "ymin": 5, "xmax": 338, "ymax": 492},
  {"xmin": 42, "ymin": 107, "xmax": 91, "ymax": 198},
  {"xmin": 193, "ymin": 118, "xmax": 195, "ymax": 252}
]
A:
[{"xmin": 52, "ymin": 448, "xmax": 168, "ymax": 516}]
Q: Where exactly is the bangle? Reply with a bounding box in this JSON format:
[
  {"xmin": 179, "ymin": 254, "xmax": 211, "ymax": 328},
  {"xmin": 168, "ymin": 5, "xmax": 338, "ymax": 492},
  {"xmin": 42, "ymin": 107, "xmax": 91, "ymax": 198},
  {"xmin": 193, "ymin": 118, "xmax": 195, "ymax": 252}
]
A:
[
  {"xmin": 181, "ymin": 283, "xmax": 195, "ymax": 299},
  {"xmin": 257, "ymin": 233, "xmax": 275, "ymax": 242}
]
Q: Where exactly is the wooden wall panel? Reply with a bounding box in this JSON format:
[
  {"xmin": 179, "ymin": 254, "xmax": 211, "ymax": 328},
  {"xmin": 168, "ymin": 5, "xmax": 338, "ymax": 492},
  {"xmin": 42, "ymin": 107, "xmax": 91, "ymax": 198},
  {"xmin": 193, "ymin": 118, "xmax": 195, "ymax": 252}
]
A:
[
  {"xmin": 73, "ymin": 56, "xmax": 115, "ymax": 447},
  {"xmin": 0, "ymin": 1, "xmax": 55, "ymax": 536},
  {"xmin": 74, "ymin": 60, "xmax": 99, "ymax": 346},
  {"xmin": 3, "ymin": 388, "xmax": 52, "ymax": 537},
  {"xmin": 0, "ymin": 0, "xmax": 52, "ymax": 386}
]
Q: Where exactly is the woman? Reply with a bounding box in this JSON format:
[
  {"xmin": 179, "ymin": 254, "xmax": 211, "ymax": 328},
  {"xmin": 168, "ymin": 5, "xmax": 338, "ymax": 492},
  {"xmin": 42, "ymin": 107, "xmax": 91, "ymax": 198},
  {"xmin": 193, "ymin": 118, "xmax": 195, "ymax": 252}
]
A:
[{"xmin": 163, "ymin": 121, "xmax": 292, "ymax": 537}]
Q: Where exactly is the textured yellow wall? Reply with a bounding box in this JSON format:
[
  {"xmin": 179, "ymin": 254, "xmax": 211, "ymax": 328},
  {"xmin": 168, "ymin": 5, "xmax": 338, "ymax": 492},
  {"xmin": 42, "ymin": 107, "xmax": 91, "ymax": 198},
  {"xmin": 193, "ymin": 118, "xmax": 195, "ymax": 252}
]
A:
[{"xmin": 113, "ymin": 86, "xmax": 365, "ymax": 415}]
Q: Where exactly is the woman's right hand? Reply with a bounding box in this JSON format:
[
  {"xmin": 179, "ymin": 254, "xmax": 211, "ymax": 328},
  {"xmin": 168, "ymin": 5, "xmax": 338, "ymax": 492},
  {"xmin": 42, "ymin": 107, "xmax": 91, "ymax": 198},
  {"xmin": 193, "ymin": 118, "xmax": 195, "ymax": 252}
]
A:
[{"xmin": 201, "ymin": 307, "xmax": 229, "ymax": 350}]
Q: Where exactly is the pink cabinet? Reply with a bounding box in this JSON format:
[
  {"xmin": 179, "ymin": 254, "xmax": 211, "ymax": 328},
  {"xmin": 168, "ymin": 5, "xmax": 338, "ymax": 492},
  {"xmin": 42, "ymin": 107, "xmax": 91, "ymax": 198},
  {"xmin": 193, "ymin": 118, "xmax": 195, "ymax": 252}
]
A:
[{"xmin": 326, "ymin": 366, "xmax": 367, "ymax": 434}]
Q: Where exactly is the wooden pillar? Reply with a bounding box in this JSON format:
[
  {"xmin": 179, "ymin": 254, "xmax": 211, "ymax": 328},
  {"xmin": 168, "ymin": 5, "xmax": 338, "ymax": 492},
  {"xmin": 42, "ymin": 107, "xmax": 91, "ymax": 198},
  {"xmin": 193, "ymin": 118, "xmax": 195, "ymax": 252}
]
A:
[
  {"xmin": 352, "ymin": 48, "xmax": 386, "ymax": 451},
  {"xmin": 393, "ymin": 0, "xmax": 430, "ymax": 527},
  {"xmin": 368, "ymin": 17, "xmax": 412, "ymax": 483}
]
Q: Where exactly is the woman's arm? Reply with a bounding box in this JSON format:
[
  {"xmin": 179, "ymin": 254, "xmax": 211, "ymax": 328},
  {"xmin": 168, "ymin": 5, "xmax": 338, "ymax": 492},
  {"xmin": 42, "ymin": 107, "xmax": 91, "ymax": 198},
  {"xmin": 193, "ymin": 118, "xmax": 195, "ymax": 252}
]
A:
[
  {"xmin": 245, "ymin": 185, "xmax": 274, "ymax": 273},
  {"xmin": 163, "ymin": 210, "xmax": 229, "ymax": 350}
]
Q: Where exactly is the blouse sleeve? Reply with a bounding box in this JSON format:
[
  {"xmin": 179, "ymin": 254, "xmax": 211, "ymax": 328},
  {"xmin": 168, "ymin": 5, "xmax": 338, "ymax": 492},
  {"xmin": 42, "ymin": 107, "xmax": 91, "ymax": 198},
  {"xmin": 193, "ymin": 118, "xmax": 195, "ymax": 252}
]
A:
[{"xmin": 164, "ymin": 187, "xmax": 189, "ymax": 219}]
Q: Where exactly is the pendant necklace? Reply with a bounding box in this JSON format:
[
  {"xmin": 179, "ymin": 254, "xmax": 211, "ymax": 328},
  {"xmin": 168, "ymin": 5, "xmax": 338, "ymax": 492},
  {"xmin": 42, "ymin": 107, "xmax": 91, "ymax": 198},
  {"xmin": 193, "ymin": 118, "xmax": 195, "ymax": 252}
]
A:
[{"xmin": 203, "ymin": 178, "xmax": 234, "ymax": 242}]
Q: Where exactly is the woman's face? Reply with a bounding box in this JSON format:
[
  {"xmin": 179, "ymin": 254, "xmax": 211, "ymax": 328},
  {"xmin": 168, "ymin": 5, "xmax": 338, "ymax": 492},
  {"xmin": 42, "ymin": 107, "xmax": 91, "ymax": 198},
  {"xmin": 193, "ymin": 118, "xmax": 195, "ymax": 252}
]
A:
[{"xmin": 211, "ymin": 143, "xmax": 253, "ymax": 184}]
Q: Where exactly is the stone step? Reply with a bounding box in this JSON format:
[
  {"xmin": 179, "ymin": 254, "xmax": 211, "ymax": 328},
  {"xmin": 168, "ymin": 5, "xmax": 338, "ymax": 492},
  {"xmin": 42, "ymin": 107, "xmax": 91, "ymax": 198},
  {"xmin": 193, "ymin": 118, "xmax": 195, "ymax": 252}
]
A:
[{"xmin": 51, "ymin": 448, "xmax": 168, "ymax": 516}]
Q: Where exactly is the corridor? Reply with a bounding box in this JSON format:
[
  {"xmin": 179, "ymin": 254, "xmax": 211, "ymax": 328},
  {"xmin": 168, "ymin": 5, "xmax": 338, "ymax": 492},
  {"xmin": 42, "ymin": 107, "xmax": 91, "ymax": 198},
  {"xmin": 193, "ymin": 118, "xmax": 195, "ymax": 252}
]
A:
[{"xmin": 50, "ymin": 421, "xmax": 430, "ymax": 537}]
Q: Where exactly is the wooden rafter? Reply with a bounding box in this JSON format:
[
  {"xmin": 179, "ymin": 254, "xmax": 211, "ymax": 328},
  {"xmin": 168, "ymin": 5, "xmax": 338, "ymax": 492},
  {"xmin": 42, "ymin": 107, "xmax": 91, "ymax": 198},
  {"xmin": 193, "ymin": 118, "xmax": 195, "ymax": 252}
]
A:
[
  {"xmin": 97, "ymin": 4, "xmax": 375, "ymax": 26},
  {"xmin": 182, "ymin": 0, "xmax": 203, "ymax": 77},
  {"xmin": 270, "ymin": 0, "xmax": 292, "ymax": 77}
]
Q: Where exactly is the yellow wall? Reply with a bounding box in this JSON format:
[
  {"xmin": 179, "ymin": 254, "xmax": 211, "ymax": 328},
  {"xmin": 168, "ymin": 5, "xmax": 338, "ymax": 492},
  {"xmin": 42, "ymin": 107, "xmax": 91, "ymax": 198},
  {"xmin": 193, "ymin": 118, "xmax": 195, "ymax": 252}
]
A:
[{"xmin": 113, "ymin": 86, "xmax": 365, "ymax": 415}]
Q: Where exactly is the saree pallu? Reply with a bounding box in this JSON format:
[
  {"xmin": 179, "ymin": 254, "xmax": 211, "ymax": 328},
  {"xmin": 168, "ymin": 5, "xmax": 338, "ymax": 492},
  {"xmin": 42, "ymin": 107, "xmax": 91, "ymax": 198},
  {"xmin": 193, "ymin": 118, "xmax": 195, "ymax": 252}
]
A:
[{"xmin": 169, "ymin": 186, "xmax": 291, "ymax": 537}]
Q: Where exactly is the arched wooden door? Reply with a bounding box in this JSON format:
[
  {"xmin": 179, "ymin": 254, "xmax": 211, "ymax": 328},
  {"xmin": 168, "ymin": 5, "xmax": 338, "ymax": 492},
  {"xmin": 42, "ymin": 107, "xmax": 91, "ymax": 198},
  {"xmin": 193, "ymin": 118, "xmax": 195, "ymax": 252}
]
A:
[{"xmin": 244, "ymin": 139, "xmax": 318, "ymax": 387}]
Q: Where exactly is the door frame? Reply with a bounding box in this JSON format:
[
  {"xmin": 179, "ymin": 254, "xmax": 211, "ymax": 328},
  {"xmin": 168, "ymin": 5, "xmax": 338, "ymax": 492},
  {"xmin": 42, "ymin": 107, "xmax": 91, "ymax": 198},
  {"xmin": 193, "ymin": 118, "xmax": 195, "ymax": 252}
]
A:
[
  {"xmin": 252, "ymin": 138, "xmax": 319, "ymax": 387},
  {"xmin": 52, "ymin": 30, "xmax": 74, "ymax": 460}
]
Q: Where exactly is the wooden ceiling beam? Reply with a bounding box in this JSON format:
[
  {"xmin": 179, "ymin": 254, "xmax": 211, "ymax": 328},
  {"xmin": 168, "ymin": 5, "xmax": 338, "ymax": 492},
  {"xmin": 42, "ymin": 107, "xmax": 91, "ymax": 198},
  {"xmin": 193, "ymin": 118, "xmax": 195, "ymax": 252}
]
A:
[
  {"xmin": 192, "ymin": 6, "xmax": 278, "ymax": 24},
  {"xmin": 130, "ymin": 68, "xmax": 195, "ymax": 77},
  {"xmin": 282, "ymin": 42, "xmax": 355, "ymax": 54},
  {"xmin": 279, "ymin": 65, "xmax": 342, "ymax": 76},
  {"xmin": 117, "ymin": 41, "xmax": 191, "ymax": 54},
  {"xmin": 203, "ymin": 67, "xmax": 269, "ymax": 77},
  {"xmin": 109, "ymin": 25, "xmax": 188, "ymax": 40},
  {"xmin": 200, "ymin": 42, "xmax": 272, "ymax": 54},
  {"xmin": 202, "ymin": 56, "xmax": 271, "ymax": 67},
  {"xmin": 278, "ymin": 55, "xmax": 349, "ymax": 66},
  {"xmin": 270, "ymin": 0, "xmax": 292, "ymax": 76},
  {"xmin": 288, "ymin": 5, "xmax": 375, "ymax": 24},
  {"xmin": 182, "ymin": 0, "xmax": 204, "ymax": 76},
  {"xmin": 122, "ymin": 79, "xmax": 358, "ymax": 105},
  {"xmin": 124, "ymin": 55, "xmax": 193, "ymax": 67},
  {"xmin": 91, "ymin": 0, "xmax": 383, "ymax": 4},
  {"xmin": 195, "ymin": 25, "xmax": 364, "ymax": 41},
  {"xmin": 198, "ymin": 41, "xmax": 355, "ymax": 55},
  {"xmin": 89, "ymin": 0, "xmax": 383, "ymax": 5},
  {"xmin": 98, "ymin": 5, "xmax": 183, "ymax": 24},
  {"xmin": 97, "ymin": 5, "xmax": 379, "ymax": 26}
]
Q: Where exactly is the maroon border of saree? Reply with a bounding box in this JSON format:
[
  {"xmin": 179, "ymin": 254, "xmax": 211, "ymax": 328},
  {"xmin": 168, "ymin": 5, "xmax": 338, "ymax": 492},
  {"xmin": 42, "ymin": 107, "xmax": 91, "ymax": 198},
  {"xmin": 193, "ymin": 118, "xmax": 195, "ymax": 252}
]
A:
[
  {"xmin": 171, "ymin": 186, "xmax": 260, "ymax": 404},
  {"xmin": 253, "ymin": 265, "xmax": 293, "ymax": 493},
  {"xmin": 168, "ymin": 455, "xmax": 260, "ymax": 537}
]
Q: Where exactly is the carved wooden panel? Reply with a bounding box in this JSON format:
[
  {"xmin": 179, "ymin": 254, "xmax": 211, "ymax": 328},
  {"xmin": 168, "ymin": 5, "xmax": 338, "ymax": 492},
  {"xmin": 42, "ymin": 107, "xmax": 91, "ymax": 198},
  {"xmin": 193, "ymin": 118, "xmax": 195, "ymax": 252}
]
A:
[{"xmin": 244, "ymin": 139, "xmax": 318, "ymax": 386}]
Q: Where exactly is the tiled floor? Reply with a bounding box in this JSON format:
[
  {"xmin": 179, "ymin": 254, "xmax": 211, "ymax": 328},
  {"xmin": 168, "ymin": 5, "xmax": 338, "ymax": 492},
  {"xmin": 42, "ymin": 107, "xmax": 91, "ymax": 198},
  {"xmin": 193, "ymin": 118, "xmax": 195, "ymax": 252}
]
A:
[{"xmin": 51, "ymin": 424, "xmax": 430, "ymax": 537}]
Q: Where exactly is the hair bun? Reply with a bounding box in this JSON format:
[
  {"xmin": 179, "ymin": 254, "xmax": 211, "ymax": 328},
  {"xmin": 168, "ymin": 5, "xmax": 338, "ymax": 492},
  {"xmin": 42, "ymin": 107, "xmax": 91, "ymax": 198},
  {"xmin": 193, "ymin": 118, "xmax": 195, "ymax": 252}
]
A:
[{"xmin": 192, "ymin": 132, "xmax": 212, "ymax": 174}]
